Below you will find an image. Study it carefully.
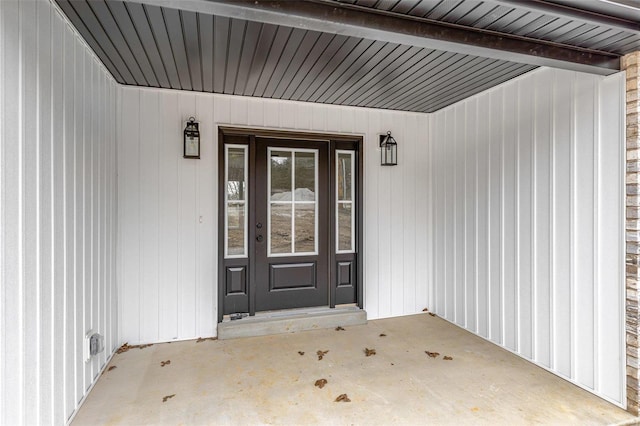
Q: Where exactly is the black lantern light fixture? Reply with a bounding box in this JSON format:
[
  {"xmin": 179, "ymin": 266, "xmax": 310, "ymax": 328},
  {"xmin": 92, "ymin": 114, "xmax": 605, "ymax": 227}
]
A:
[
  {"xmin": 379, "ymin": 131, "xmax": 397, "ymax": 166},
  {"xmin": 183, "ymin": 116, "xmax": 200, "ymax": 159}
]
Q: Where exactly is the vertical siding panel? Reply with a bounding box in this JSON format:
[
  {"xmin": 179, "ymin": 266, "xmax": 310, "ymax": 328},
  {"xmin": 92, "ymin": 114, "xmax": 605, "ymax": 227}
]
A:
[
  {"xmin": 502, "ymin": 84, "xmax": 517, "ymax": 351},
  {"xmin": 444, "ymin": 109, "xmax": 454, "ymax": 320},
  {"xmin": 489, "ymin": 90, "xmax": 502, "ymax": 344},
  {"xmin": 279, "ymin": 101, "xmax": 296, "ymax": 129},
  {"xmin": 476, "ymin": 94, "xmax": 490, "ymax": 338},
  {"xmin": 62, "ymin": 21, "xmax": 76, "ymax": 419},
  {"xmin": 364, "ymin": 109, "xmax": 380, "ymax": 318},
  {"xmin": 598, "ymin": 73, "xmax": 624, "ymax": 402},
  {"xmin": 230, "ymin": 96, "xmax": 248, "ymax": 126},
  {"xmin": 295, "ymin": 103, "xmax": 312, "ymax": 130},
  {"xmin": 415, "ymin": 115, "xmax": 429, "ymax": 311},
  {"xmin": 74, "ymin": 41, "xmax": 86, "ymax": 401},
  {"xmin": 403, "ymin": 114, "xmax": 417, "ymax": 313},
  {"xmin": 377, "ymin": 112, "xmax": 393, "ymax": 318},
  {"xmin": 247, "ymin": 98, "xmax": 264, "ymax": 128},
  {"xmin": 36, "ymin": 1, "xmax": 53, "ymax": 422},
  {"xmin": 139, "ymin": 90, "xmax": 160, "ymax": 342},
  {"xmin": 118, "ymin": 88, "xmax": 140, "ymax": 344},
  {"xmin": 311, "ymin": 103, "xmax": 327, "ymax": 132},
  {"xmin": 464, "ymin": 99, "xmax": 477, "ymax": 331},
  {"xmin": 22, "ymin": 0, "xmax": 40, "ymax": 420},
  {"xmin": 454, "ymin": 104, "xmax": 465, "ymax": 326},
  {"xmin": 1, "ymin": 0, "xmax": 24, "ymax": 423},
  {"xmin": 552, "ymin": 70, "xmax": 573, "ymax": 377},
  {"xmin": 51, "ymin": 10, "xmax": 65, "ymax": 424},
  {"xmin": 574, "ymin": 74, "xmax": 596, "ymax": 389},
  {"xmin": 434, "ymin": 109, "xmax": 445, "ymax": 315},
  {"xmin": 517, "ymin": 78, "xmax": 534, "ymax": 359},
  {"xmin": 196, "ymin": 94, "xmax": 216, "ymax": 337},
  {"xmin": 158, "ymin": 91, "xmax": 179, "ymax": 341},
  {"xmin": 263, "ymin": 98, "xmax": 278, "ymax": 128},
  {"xmin": 534, "ymin": 72, "xmax": 552, "ymax": 367},
  {"xmin": 178, "ymin": 93, "xmax": 198, "ymax": 338},
  {"xmin": 390, "ymin": 112, "xmax": 404, "ymax": 317}
]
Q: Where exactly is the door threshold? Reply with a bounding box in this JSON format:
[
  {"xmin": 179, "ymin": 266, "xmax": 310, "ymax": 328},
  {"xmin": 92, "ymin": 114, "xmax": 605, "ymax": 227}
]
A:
[{"xmin": 218, "ymin": 306, "xmax": 367, "ymax": 340}]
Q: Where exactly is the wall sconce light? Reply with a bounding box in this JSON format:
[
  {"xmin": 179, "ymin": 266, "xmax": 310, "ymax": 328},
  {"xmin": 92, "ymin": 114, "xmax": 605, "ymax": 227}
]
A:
[
  {"xmin": 379, "ymin": 131, "xmax": 397, "ymax": 166},
  {"xmin": 184, "ymin": 116, "xmax": 200, "ymax": 159}
]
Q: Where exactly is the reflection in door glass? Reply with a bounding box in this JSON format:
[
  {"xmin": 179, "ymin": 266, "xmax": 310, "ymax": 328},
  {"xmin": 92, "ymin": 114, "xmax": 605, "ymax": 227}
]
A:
[
  {"xmin": 295, "ymin": 203, "xmax": 315, "ymax": 253},
  {"xmin": 225, "ymin": 145, "xmax": 247, "ymax": 258},
  {"xmin": 337, "ymin": 152, "xmax": 352, "ymax": 201},
  {"xmin": 336, "ymin": 150, "xmax": 354, "ymax": 253},
  {"xmin": 295, "ymin": 152, "xmax": 315, "ymax": 201},
  {"xmin": 270, "ymin": 203, "xmax": 292, "ymax": 254},
  {"xmin": 270, "ymin": 151, "xmax": 292, "ymax": 199},
  {"xmin": 227, "ymin": 203, "xmax": 246, "ymax": 256},
  {"xmin": 227, "ymin": 148, "xmax": 246, "ymax": 200}
]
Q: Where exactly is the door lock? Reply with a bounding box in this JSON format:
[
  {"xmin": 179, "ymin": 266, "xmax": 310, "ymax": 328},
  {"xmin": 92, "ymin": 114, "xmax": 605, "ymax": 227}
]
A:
[
  {"xmin": 256, "ymin": 235, "xmax": 263, "ymax": 242},
  {"xmin": 256, "ymin": 223, "xmax": 262, "ymax": 229}
]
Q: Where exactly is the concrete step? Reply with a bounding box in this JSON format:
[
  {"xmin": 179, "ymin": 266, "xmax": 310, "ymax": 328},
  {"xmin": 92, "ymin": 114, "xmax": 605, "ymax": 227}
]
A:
[{"xmin": 217, "ymin": 306, "xmax": 367, "ymax": 340}]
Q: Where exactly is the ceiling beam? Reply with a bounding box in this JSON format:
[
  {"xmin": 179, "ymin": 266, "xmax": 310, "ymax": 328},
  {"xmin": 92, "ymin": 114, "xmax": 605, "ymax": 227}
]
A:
[
  {"xmin": 124, "ymin": 0, "xmax": 621, "ymax": 75},
  {"xmin": 489, "ymin": 0, "xmax": 639, "ymax": 34}
]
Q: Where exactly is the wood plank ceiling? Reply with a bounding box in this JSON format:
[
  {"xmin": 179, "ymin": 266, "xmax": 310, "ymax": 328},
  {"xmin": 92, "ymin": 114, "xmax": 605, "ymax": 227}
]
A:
[{"xmin": 55, "ymin": 0, "xmax": 638, "ymax": 113}]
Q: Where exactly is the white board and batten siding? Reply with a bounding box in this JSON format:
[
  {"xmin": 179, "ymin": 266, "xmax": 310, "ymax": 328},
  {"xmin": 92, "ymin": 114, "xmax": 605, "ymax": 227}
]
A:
[
  {"xmin": 429, "ymin": 68, "xmax": 626, "ymax": 406},
  {"xmin": 117, "ymin": 88, "xmax": 431, "ymax": 344},
  {"xmin": 0, "ymin": 0, "xmax": 118, "ymax": 424}
]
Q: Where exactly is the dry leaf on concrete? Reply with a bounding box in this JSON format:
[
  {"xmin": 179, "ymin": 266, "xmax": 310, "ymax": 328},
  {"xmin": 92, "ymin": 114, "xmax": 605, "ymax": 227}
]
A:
[
  {"xmin": 317, "ymin": 350, "xmax": 329, "ymax": 360},
  {"xmin": 364, "ymin": 348, "xmax": 376, "ymax": 357},
  {"xmin": 107, "ymin": 366, "xmax": 117, "ymax": 371},
  {"xmin": 335, "ymin": 326, "xmax": 345, "ymax": 331},
  {"xmin": 379, "ymin": 333, "xmax": 387, "ymax": 337},
  {"xmin": 335, "ymin": 394, "xmax": 351, "ymax": 402},
  {"xmin": 443, "ymin": 356, "xmax": 453, "ymax": 360},
  {"xmin": 116, "ymin": 343, "xmax": 153, "ymax": 354},
  {"xmin": 425, "ymin": 351, "xmax": 440, "ymax": 358},
  {"xmin": 298, "ymin": 351, "xmax": 305, "ymax": 356},
  {"xmin": 160, "ymin": 360, "xmax": 171, "ymax": 367},
  {"xmin": 315, "ymin": 379, "xmax": 328, "ymax": 389},
  {"xmin": 162, "ymin": 394, "xmax": 175, "ymax": 403},
  {"xmin": 423, "ymin": 308, "xmax": 429, "ymax": 312},
  {"xmin": 196, "ymin": 337, "xmax": 217, "ymax": 343},
  {"xmin": 428, "ymin": 312, "xmax": 436, "ymax": 317}
]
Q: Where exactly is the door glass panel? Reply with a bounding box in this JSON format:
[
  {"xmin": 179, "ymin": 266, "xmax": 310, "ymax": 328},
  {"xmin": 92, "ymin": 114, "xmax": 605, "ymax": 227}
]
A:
[
  {"xmin": 270, "ymin": 203, "xmax": 292, "ymax": 254},
  {"xmin": 338, "ymin": 203, "xmax": 352, "ymax": 251},
  {"xmin": 227, "ymin": 148, "xmax": 246, "ymax": 201},
  {"xmin": 227, "ymin": 203, "xmax": 246, "ymax": 256},
  {"xmin": 225, "ymin": 145, "xmax": 247, "ymax": 258},
  {"xmin": 295, "ymin": 152, "xmax": 315, "ymax": 201},
  {"xmin": 268, "ymin": 148, "xmax": 318, "ymax": 256},
  {"xmin": 337, "ymin": 152, "xmax": 352, "ymax": 201},
  {"xmin": 270, "ymin": 151, "xmax": 292, "ymax": 200},
  {"xmin": 295, "ymin": 203, "xmax": 315, "ymax": 253}
]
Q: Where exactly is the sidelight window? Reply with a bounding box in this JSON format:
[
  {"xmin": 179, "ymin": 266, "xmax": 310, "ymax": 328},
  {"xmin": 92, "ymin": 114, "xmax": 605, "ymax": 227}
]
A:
[
  {"xmin": 336, "ymin": 150, "xmax": 355, "ymax": 253},
  {"xmin": 268, "ymin": 148, "xmax": 318, "ymax": 257},
  {"xmin": 225, "ymin": 145, "xmax": 248, "ymax": 258}
]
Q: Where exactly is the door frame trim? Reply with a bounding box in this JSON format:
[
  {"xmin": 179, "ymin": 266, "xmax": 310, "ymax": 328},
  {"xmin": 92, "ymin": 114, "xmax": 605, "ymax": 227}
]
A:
[{"xmin": 217, "ymin": 127, "xmax": 364, "ymax": 322}]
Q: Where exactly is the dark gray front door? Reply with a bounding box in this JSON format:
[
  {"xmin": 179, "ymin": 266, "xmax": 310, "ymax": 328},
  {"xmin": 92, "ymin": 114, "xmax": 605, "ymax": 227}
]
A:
[{"xmin": 254, "ymin": 138, "xmax": 329, "ymax": 311}]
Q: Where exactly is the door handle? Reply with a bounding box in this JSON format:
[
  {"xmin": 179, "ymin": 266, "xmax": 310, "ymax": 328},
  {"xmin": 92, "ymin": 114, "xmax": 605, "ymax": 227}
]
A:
[{"xmin": 256, "ymin": 235, "xmax": 263, "ymax": 242}]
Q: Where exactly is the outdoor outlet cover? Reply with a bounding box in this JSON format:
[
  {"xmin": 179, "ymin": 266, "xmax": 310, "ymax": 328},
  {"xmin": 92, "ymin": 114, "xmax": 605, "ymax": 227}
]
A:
[{"xmin": 84, "ymin": 331, "xmax": 104, "ymax": 362}]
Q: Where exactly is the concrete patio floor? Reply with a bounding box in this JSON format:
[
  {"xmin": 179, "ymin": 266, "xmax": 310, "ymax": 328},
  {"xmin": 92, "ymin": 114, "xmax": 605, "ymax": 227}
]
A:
[{"xmin": 73, "ymin": 314, "xmax": 636, "ymax": 425}]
